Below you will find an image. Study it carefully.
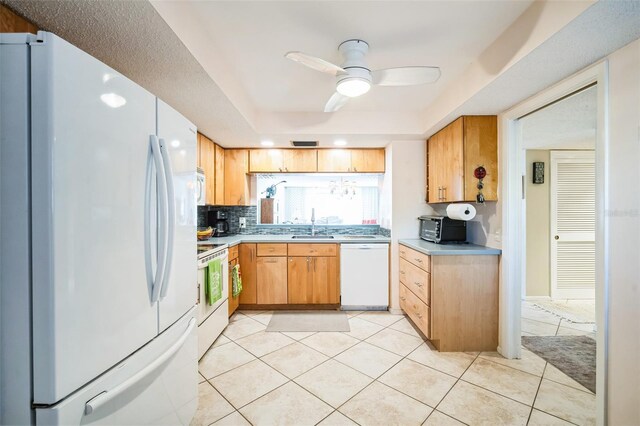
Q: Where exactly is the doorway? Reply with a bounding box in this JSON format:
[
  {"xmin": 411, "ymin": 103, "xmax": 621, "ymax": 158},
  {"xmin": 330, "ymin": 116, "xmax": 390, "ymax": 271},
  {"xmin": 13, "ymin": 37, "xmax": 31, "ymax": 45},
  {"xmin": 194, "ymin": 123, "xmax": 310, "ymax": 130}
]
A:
[{"xmin": 499, "ymin": 63, "xmax": 608, "ymax": 424}]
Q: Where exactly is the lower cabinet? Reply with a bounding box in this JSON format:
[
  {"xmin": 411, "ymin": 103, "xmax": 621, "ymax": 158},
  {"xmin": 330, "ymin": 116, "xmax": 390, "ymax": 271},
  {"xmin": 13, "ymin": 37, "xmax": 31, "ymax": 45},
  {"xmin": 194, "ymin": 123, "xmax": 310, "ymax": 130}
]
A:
[
  {"xmin": 238, "ymin": 243, "xmax": 257, "ymax": 304},
  {"xmin": 257, "ymin": 257, "xmax": 288, "ymax": 304},
  {"xmin": 238, "ymin": 242, "xmax": 340, "ymax": 307},
  {"xmin": 228, "ymin": 245, "xmax": 240, "ymax": 316},
  {"xmin": 287, "ymin": 256, "xmax": 338, "ymax": 304},
  {"xmin": 399, "ymin": 243, "xmax": 499, "ymax": 352}
]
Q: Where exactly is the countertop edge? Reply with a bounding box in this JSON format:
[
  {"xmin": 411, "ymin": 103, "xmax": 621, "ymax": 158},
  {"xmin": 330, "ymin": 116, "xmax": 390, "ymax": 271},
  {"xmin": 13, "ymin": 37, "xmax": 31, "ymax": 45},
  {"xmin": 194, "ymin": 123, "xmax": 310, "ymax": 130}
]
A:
[
  {"xmin": 199, "ymin": 235, "xmax": 391, "ymax": 247},
  {"xmin": 399, "ymin": 239, "xmax": 502, "ymax": 256}
]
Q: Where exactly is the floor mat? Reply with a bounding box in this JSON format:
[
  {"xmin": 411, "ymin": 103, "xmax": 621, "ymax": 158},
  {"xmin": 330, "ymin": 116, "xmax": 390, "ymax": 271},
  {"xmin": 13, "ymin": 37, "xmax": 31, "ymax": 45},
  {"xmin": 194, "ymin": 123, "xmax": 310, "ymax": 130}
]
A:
[
  {"xmin": 522, "ymin": 335, "xmax": 596, "ymax": 393},
  {"xmin": 266, "ymin": 311, "xmax": 350, "ymax": 332}
]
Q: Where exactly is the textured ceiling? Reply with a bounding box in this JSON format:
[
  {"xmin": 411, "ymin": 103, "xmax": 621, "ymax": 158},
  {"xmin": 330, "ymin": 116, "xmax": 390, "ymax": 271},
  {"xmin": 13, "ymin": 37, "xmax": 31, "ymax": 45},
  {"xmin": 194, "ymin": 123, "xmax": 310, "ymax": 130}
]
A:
[
  {"xmin": 2, "ymin": 0, "xmax": 258, "ymax": 145},
  {"xmin": 174, "ymin": 1, "xmax": 533, "ymax": 113},
  {"xmin": 520, "ymin": 85, "xmax": 597, "ymax": 150},
  {"xmin": 4, "ymin": 1, "xmax": 640, "ymax": 149},
  {"xmin": 425, "ymin": 0, "xmax": 640, "ymax": 138}
]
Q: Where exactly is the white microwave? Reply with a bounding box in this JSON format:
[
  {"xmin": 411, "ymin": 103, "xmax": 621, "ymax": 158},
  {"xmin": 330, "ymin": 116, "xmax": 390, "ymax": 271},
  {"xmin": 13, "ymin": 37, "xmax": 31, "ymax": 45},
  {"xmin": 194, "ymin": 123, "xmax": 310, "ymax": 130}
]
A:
[{"xmin": 196, "ymin": 168, "xmax": 206, "ymax": 206}]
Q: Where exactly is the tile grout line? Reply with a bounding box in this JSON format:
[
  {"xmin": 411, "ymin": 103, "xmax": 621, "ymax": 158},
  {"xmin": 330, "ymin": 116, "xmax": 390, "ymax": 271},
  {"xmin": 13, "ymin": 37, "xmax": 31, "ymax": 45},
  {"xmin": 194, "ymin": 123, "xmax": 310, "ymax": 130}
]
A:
[
  {"xmin": 525, "ymin": 361, "xmax": 547, "ymax": 425},
  {"xmin": 476, "ymin": 352, "xmax": 546, "ymax": 378},
  {"xmin": 427, "ymin": 350, "xmax": 482, "ymax": 423}
]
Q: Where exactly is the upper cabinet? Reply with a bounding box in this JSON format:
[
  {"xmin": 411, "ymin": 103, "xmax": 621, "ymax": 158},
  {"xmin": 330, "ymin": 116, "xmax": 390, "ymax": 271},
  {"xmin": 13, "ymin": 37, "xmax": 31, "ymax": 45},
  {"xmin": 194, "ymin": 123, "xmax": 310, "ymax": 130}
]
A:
[
  {"xmin": 214, "ymin": 144, "xmax": 225, "ymax": 205},
  {"xmin": 197, "ymin": 132, "xmax": 225, "ymax": 205},
  {"xmin": 317, "ymin": 149, "xmax": 385, "ymax": 173},
  {"xmin": 224, "ymin": 149, "xmax": 251, "ymax": 206},
  {"xmin": 249, "ymin": 149, "xmax": 318, "ymax": 173},
  {"xmin": 426, "ymin": 116, "xmax": 497, "ymax": 203},
  {"xmin": 197, "ymin": 133, "xmax": 216, "ymax": 205},
  {"xmin": 350, "ymin": 149, "xmax": 385, "ymax": 173}
]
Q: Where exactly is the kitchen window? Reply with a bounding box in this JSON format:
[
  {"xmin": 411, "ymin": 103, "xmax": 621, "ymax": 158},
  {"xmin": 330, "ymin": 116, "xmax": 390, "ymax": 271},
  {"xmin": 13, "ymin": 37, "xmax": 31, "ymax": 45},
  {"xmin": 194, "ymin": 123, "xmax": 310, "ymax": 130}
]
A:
[{"xmin": 256, "ymin": 174, "xmax": 381, "ymax": 225}]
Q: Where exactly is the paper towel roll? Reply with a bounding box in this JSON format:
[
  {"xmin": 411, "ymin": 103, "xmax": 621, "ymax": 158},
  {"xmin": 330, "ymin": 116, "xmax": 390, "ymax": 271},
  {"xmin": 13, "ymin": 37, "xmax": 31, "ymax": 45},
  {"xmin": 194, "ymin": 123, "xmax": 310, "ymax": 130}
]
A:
[{"xmin": 446, "ymin": 203, "xmax": 477, "ymax": 221}]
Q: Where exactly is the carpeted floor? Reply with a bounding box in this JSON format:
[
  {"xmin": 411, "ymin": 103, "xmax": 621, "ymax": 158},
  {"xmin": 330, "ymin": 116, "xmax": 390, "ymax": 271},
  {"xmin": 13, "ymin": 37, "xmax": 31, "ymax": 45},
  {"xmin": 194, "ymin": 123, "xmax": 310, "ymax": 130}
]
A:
[
  {"xmin": 522, "ymin": 335, "xmax": 596, "ymax": 393},
  {"xmin": 266, "ymin": 311, "xmax": 350, "ymax": 332}
]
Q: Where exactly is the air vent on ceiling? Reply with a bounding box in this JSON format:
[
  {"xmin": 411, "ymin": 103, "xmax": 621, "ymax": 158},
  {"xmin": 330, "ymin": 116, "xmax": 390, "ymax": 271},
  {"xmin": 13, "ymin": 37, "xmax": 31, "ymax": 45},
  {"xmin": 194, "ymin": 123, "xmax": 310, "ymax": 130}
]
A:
[{"xmin": 291, "ymin": 141, "xmax": 318, "ymax": 147}]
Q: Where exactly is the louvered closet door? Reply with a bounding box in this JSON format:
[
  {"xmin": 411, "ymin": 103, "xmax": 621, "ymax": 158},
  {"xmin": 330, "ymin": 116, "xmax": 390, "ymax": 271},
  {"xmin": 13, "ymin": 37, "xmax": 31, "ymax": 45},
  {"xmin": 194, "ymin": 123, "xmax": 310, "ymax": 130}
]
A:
[{"xmin": 550, "ymin": 151, "xmax": 595, "ymax": 299}]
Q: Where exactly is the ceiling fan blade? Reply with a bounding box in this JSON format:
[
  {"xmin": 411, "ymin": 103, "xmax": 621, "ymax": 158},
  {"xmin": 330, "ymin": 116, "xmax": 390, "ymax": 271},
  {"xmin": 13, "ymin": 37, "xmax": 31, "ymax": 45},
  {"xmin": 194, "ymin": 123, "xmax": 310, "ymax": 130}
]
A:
[
  {"xmin": 285, "ymin": 51, "xmax": 347, "ymax": 76},
  {"xmin": 324, "ymin": 92, "xmax": 350, "ymax": 112},
  {"xmin": 372, "ymin": 66, "xmax": 441, "ymax": 86}
]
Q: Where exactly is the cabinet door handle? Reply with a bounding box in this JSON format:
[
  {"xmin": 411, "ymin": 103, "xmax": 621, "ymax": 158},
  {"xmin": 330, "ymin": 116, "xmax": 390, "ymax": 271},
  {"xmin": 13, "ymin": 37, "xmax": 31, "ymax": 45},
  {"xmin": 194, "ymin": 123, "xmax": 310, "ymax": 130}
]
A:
[
  {"xmin": 442, "ymin": 186, "xmax": 446, "ymax": 201},
  {"xmin": 414, "ymin": 281, "xmax": 423, "ymax": 287},
  {"xmin": 400, "ymin": 270, "xmax": 406, "ymax": 275},
  {"xmin": 353, "ymin": 167, "xmax": 358, "ymax": 172},
  {"xmin": 416, "ymin": 311, "xmax": 423, "ymax": 319},
  {"xmin": 400, "ymin": 296, "xmax": 406, "ymax": 301},
  {"xmin": 264, "ymin": 259, "xmax": 279, "ymax": 263},
  {"xmin": 414, "ymin": 257, "xmax": 423, "ymax": 263}
]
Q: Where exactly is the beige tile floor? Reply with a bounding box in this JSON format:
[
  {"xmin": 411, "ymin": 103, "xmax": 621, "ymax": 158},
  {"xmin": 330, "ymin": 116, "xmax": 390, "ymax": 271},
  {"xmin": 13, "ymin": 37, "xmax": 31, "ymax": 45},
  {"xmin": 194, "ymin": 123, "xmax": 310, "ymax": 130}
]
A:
[{"xmin": 194, "ymin": 306, "xmax": 595, "ymax": 426}]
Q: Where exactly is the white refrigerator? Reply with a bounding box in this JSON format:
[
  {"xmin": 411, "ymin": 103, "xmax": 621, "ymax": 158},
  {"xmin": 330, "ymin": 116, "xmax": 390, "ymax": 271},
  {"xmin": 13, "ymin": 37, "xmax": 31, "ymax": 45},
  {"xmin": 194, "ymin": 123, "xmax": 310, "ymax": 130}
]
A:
[{"xmin": 0, "ymin": 32, "xmax": 198, "ymax": 424}]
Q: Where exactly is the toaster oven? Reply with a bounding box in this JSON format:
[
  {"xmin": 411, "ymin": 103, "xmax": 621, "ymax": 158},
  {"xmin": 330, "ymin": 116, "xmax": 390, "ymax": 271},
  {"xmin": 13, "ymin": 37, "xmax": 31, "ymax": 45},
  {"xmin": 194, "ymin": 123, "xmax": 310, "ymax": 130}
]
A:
[{"xmin": 419, "ymin": 215, "xmax": 467, "ymax": 243}]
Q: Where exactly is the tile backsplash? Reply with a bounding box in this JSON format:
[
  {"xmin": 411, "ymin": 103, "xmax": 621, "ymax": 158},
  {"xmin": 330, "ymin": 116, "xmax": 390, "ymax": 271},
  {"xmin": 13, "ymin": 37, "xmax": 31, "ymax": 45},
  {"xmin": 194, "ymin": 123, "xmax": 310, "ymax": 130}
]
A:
[{"xmin": 198, "ymin": 205, "xmax": 388, "ymax": 236}]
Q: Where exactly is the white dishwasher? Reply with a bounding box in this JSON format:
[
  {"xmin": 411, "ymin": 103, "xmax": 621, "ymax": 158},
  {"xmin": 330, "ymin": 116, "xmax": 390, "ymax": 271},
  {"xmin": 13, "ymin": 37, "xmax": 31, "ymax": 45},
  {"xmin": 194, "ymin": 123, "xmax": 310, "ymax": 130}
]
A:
[{"xmin": 340, "ymin": 243, "xmax": 389, "ymax": 310}]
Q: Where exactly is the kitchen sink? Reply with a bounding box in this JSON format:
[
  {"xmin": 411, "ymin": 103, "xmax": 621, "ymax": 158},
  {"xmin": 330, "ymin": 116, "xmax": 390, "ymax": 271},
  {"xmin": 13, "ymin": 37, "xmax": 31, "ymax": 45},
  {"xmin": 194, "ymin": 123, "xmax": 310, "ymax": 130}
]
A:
[{"xmin": 290, "ymin": 235, "xmax": 335, "ymax": 239}]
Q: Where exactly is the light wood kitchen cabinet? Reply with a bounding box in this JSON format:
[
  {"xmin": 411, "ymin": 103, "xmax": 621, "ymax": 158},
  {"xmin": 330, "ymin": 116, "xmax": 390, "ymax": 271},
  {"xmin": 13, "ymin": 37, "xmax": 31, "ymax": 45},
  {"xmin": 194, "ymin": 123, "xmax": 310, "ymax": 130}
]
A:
[
  {"xmin": 198, "ymin": 133, "xmax": 216, "ymax": 205},
  {"xmin": 399, "ymin": 243, "xmax": 499, "ymax": 352},
  {"xmin": 239, "ymin": 243, "xmax": 340, "ymax": 307},
  {"xmin": 228, "ymin": 257, "xmax": 240, "ymax": 316},
  {"xmin": 238, "ymin": 243, "xmax": 257, "ymax": 304},
  {"xmin": 214, "ymin": 144, "xmax": 225, "ymax": 205},
  {"xmin": 197, "ymin": 132, "xmax": 225, "ymax": 205},
  {"xmin": 257, "ymin": 243, "xmax": 288, "ymax": 257},
  {"xmin": 287, "ymin": 243, "xmax": 339, "ymax": 304},
  {"xmin": 224, "ymin": 149, "xmax": 251, "ymax": 206},
  {"xmin": 317, "ymin": 149, "xmax": 385, "ymax": 173},
  {"xmin": 350, "ymin": 149, "xmax": 385, "ymax": 172},
  {"xmin": 249, "ymin": 149, "xmax": 318, "ymax": 173},
  {"xmin": 426, "ymin": 115, "xmax": 497, "ymax": 203},
  {"xmin": 287, "ymin": 257, "xmax": 338, "ymax": 304},
  {"xmin": 257, "ymin": 257, "xmax": 288, "ymax": 304},
  {"xmin": 317, "ymin": 150, "xmax": 352, "ymax": 172},
  {"xmin": 284, "ymin": 149, "xmax": 317, "ymax": 172}
]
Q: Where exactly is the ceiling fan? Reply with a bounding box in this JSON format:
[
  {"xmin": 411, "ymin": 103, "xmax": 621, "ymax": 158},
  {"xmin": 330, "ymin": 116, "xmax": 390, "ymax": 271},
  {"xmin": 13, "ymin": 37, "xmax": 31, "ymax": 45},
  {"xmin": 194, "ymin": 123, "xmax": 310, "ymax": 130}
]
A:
[{"xmin": 285, "ymin": 39, "xmax": 441, "ymax": 112}]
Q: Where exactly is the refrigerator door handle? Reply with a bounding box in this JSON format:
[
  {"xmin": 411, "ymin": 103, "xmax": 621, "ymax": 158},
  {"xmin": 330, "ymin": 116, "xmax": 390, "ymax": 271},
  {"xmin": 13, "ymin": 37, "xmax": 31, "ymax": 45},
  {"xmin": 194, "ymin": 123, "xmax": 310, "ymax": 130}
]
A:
[
  {"xmin": 150, "ymin": 135, "xmax": 168, "ymax": 303},
  {"xmin": 158, "ymin": 138, "xmax": 175, "ymax": 299},
  {"xmin": 84, "ymin": 318, "xmax": 196, "ymax": 416}
]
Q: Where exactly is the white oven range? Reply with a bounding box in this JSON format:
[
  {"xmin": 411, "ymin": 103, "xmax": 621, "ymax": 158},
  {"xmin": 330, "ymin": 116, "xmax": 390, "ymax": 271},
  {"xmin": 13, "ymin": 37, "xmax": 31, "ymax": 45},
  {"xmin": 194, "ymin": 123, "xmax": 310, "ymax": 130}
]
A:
[{"xmin": 196, "ymin": 244, "xmax": 229, "ymax": 358}]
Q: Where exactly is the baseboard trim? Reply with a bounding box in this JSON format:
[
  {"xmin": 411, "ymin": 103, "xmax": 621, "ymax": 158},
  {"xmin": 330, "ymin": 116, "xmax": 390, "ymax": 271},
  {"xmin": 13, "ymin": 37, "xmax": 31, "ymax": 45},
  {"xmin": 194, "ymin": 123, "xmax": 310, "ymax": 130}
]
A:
[
  {"xmin": 389, "ymin": 308, "xmax": 403, "ymax": 315},
  {"xmin": 524, "ymin": 296, "xmax": 552, "ymax": 301}
]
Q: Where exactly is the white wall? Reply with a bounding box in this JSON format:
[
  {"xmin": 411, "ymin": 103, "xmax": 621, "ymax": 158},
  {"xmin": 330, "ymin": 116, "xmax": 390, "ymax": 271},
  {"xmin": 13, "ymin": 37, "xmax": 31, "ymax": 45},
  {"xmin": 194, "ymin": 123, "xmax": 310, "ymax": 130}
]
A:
[
  {"xmin": 605, "ymin": 38, "xmax": 640, "ymax": 426},
  {"xmin": 525, "ymin": 150, "xmax": 551, "ymax": 297},
  {"xmin": 384, "ymin": 141, "xmax": 436, "ymax": 312}
]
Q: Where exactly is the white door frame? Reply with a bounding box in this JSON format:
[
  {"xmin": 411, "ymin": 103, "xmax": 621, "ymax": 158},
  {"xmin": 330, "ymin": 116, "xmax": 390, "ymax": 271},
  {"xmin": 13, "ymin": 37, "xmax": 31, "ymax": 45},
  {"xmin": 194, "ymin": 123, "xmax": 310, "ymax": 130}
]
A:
[{"xmin": 499, "ymin": 61, "xmax": 608, "ymax": 424}]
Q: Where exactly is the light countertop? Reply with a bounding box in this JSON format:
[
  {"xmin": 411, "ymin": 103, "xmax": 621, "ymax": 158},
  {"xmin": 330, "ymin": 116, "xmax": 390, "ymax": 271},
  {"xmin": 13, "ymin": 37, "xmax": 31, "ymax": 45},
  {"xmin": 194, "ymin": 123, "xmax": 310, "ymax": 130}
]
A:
[
  {"xmin": 198, "ymin": 234, "xmax": 391, "ymax": 247},
  {"xmin": 399, "ymin": 239, "xmax": 501, "ymax": 256}
]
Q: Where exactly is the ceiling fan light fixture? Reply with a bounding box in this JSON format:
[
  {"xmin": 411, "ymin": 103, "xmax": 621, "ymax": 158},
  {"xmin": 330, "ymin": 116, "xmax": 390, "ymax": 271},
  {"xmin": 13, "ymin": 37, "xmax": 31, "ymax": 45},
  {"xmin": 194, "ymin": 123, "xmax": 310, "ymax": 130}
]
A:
[{"xmin": 336, "ymin": 77, "xmax": 371, "ymax": 97}]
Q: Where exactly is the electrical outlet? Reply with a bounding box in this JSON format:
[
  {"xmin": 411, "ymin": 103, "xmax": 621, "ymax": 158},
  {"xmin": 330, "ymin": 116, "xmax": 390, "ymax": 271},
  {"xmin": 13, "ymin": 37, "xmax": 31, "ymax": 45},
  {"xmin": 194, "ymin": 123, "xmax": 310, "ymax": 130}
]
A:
[{"xmin": 239, "ymin": 217, "xmax": 247, "ymax": 229}]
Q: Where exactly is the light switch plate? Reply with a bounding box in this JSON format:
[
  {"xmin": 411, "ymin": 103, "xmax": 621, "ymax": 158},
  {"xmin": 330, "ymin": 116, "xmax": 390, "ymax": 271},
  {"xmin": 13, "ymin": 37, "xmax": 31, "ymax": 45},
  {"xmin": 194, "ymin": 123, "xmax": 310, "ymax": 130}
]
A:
[{"xmin": 239, "ymin": 217, "xmax": 247, "ymax": 229}]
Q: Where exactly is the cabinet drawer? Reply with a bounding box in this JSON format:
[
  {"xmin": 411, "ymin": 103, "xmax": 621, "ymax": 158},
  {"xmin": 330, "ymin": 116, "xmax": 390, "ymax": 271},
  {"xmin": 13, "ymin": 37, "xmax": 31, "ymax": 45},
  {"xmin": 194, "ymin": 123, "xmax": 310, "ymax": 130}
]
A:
[
  {"xmin": 228, "ymin": 245, "xmax": 239, "ymax": 261},
  {"xmin": 288, "ymin": 243, "xmax": 337, "ymax": 257},
  {"xmin": 400, "ymin": 284, "xmax": 430, "ymax": 339},
  {"xmin": 399, "ymin": 258, "xmax": 430, "ymax": 305},
  {"xmin": 399, "ymin": 245, "xmax": 430, "ymax": 272},
  {"xmin": 257, "ymin": 243, "xmax": 287, "ymax": 256}
]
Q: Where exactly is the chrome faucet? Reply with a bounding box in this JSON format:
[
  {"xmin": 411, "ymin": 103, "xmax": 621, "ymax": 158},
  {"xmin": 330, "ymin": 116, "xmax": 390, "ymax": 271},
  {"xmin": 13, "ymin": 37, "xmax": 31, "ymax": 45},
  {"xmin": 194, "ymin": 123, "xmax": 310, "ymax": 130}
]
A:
[{"xmin": 311, "ymin": 208, "xmax": 317, "ymax": 236}]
